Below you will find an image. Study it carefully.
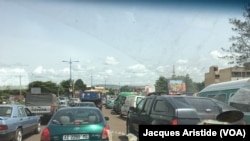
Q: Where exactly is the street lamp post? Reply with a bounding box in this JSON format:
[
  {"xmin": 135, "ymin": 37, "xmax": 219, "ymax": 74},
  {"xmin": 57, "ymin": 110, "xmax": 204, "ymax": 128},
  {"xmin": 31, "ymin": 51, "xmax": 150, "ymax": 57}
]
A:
[{"xmin": 62, "ymin": 58, "xmax": 79, "ymax": 97}]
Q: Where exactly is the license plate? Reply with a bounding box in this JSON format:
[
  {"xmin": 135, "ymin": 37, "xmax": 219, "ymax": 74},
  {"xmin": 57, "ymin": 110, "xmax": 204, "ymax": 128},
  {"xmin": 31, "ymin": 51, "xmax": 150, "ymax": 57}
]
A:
[{"xmin": 63, "ymin": 134, "xmax": 89, "ymax": 140}]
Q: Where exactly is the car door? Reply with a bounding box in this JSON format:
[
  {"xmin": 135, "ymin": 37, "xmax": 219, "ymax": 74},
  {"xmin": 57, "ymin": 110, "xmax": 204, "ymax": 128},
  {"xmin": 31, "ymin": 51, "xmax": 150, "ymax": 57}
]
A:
[
  {"xmin": 18, "ymin": 106, "xmax": 30, "ymax": 135},
  {"xmin": 129, "ymin": 98, "xmax": 146, "ymax": 134},
  {"xmin": 25, "ymin": 108, "xmax": 38, "ymax": 132},
  {"xmin": 130, "ymin": 98, "xmax": 153, "ymax": 135}
]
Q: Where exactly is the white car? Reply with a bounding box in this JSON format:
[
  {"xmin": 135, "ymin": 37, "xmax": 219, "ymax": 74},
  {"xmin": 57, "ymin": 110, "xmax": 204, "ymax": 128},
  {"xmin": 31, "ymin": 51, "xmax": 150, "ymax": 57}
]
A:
[
  {"xmin": 58, "ymin": 97, "xmax": 68, "ymax": 104},
  {"xmin": 120, "ymin": 95, "xmax": 145, "ymax": 117},
  {"xmin": 68, "ymin": 98, "xmax": 81, "ymax": 106}
]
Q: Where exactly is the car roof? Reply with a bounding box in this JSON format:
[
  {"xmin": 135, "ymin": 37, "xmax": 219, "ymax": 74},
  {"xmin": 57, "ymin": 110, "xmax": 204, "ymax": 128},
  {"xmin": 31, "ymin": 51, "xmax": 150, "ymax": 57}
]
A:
[
  {"xmin": 118, "ymin": 92, "xmax": 137, "ymax": 96},
  {"xmin": 58, "ymin": 106, "xmax": 100, "ymax": 111},
  {"xmin": 147, "ymin": 94, "xmax": 222, "ymax": 108}
]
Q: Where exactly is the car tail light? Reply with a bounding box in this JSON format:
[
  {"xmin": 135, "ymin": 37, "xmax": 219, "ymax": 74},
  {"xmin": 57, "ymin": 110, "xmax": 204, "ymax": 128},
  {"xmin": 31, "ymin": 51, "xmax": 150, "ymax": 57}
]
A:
[
  {"xmin": 50, "ymin": 105, "xmax": 55, "ymax": 112},
  {"xmin": 0, "ymin": 125, "xmax": 8, "ymax": 131},
  {"xmin": 102, "ymin": 125, "xmax": 110, "ymax": 140},
  {"xmin": 171, "ymin": 119, "xmax": 178, "ymax": 125},
  {"xmin": 41, "ymin": 127, "xmax": 51, "ymax": 141}
]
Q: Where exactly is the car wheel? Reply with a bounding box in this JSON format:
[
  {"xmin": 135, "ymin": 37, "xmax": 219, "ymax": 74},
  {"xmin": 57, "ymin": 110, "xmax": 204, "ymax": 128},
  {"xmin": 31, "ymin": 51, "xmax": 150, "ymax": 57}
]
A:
[
  {"xmin": 14, "ymin": 128, "xmax": 22, "ymax": 141},
  {"xmin": 34, "ymin": 122, "xmax": 41, "ymax": 134}
]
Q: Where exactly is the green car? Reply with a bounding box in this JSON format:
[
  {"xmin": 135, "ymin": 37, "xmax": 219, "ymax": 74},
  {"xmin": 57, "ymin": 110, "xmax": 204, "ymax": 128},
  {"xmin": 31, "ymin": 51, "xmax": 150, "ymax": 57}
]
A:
[
  {"xmin": 106, "ymin": 99, "xmax": 115, "ymax": 109},
  {"xmin": 40, "ymin": 107, "xmax": 110, "ymax": 141},
  {"xmin": 113, "ymin": 92, "xmax": 138, "ymax": 114}
]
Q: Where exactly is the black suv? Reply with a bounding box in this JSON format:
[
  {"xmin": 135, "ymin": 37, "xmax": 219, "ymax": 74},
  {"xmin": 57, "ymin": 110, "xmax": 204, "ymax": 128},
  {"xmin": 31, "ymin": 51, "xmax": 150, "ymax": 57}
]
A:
[{"xmin": 126, "ymin": 92, "xmax": 245, "ymax": 137}]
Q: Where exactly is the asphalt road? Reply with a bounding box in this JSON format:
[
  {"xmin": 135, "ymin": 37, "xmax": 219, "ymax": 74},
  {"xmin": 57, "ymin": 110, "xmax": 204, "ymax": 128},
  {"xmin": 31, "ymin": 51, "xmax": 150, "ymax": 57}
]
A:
[{"xmin": 23, "ymin": 106, "xmax": 128, "ymax": 141}]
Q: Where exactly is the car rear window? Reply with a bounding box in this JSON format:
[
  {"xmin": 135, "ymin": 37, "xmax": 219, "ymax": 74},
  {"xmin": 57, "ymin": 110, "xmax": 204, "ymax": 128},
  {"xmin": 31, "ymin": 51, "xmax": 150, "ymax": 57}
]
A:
[
  {"xmin": 172, "ymin": 97, "xmax": 220, "ymax": 114},
  {"xmin": 51, "ymin": 108, "xmax": 103, "ymax": 125}
]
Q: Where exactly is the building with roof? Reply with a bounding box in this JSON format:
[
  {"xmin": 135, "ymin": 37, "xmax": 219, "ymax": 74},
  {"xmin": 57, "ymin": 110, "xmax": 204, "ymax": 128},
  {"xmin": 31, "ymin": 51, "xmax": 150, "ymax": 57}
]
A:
[{"xmin": 205, "ymin": 66, "xmax": 250, "ymax": 87}]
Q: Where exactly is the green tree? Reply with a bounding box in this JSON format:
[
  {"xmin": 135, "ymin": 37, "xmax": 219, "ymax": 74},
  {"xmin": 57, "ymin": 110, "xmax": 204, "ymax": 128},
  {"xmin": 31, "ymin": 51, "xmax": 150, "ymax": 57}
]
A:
[
  {"xmin": 183, "ymin": 74, "xmax": 196, "ymax": 93},
  {"xmin": 60, "ymin": 79, "xmax": 71, "ymax": 94},
  {"xmin": 28, "ymin": 81, "xmax": 58, "ymax": 93},
  {"xmin": 106, "ymin": 88, "xmax": 116, "ymax": 95},
  {"xmin": 221, "ymin": 4, "xmax": 250, "ymax": 66},
  {"xmin": 119, "ymin": 85, "xmax": 133, "ymax": 92},
  {"xmin": 155, "ymin": 76, "xmax": 168, "ymax": 93},
  {"xmin": 194, "ymin": 81, "xmax": 205, "ymax": 92},
  {"xmin": 74, "ymin": 79, "xmax": 87, "ymax": 92}
]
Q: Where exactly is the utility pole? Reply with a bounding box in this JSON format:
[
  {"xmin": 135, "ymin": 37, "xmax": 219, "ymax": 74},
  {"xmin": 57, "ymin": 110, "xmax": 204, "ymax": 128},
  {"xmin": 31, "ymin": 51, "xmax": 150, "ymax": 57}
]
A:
[
  {"xmin": 62, "ymin": 58, "xmax": 79, "ymax": 97},
  {"xmin": 18, "ymin": 75, "xmax": 22, "ymax": 98}
]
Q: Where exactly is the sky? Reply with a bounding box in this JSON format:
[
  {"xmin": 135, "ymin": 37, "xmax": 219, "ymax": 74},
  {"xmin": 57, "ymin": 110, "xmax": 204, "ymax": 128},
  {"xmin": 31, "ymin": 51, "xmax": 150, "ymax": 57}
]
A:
[{"xmin": 0, "ymin": 0, "xmax": 249, "ymax": 87}]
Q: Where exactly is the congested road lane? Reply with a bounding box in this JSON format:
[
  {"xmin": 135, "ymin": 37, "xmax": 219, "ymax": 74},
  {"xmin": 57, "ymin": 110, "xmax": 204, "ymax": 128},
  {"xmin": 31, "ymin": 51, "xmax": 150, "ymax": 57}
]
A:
[{"xmin": 23, "ymin": 106, "xmax": 128, "ymax": 141}]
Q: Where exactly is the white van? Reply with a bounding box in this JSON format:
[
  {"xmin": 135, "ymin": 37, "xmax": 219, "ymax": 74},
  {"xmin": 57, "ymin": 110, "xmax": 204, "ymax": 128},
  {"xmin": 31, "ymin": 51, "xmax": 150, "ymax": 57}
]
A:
[{"xmin": 120, "ymin": 95, "xmax": 145, "ymax": 117}]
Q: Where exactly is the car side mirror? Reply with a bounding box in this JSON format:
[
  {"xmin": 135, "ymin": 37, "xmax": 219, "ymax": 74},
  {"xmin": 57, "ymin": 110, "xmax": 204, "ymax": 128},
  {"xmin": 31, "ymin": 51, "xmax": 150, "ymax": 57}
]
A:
[{"xmin": 105, "ymin": 116, "xmax": 109, "ymax": 121}]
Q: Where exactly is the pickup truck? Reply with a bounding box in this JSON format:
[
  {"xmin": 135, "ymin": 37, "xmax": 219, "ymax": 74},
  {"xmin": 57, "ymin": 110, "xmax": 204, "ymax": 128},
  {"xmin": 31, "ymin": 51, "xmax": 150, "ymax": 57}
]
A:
[
  {"xmin": 126, "ymin": 93, "xmax": 246, "ymax": 137},
  {"xmin": 0, "ymin": 104, "xmax": 41, "ymax": 141},
  {"xmin": 25, "ymin": 93, "xmax": 59, "ymax": 121}
]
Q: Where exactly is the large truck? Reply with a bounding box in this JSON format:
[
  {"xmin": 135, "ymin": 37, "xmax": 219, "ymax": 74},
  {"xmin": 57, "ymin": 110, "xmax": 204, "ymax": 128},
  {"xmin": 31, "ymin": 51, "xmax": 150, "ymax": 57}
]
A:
[{"xmin": 79, "ymin": 89, "xmax": 103, "ymax": 110}]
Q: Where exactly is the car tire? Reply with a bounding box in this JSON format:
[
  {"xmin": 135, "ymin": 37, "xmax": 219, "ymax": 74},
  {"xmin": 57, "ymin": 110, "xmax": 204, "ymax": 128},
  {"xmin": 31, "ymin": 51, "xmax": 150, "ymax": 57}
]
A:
[
  {"xmin": 14, "ymin": 128, "xmax": 22, "ymax": 141},
  {"xmin": 34, "ymin": 122, "xmax": 41, "ymax": 134}
]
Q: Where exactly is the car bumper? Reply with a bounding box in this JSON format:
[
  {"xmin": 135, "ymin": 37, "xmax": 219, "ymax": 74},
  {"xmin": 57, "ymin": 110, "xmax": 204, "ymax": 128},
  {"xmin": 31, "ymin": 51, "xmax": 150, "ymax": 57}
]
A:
[{"xmin": 0, "ymin": 131, "xmax": 15, "ymax": 141}]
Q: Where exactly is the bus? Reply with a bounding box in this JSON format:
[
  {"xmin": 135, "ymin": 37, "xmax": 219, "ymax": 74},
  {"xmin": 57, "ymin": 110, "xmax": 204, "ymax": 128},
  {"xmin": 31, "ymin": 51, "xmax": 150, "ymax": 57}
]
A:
[
  {"xmin": 197, "ymin": 78, "xmax": 250, "ymax": 124},
  {"xmin": 79, "ymin": 89, "xmax": 103, "ymax": 110}
]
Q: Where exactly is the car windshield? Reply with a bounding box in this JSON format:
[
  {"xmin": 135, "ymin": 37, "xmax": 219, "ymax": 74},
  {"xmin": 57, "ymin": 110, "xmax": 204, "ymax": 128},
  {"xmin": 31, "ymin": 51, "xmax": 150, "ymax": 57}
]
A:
[{"xmin": 51, "ymin": 108, "xmax": 103, "ymax": 125}]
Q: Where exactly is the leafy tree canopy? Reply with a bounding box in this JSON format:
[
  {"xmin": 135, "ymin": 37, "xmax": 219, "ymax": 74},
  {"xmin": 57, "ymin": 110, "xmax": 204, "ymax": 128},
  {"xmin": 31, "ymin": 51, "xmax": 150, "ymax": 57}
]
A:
[
  {"xmin": 74, "ymin": 79, "xmax": 87, "ymax": 92},
  {"xmin": 221, "ymin": 4, "xmax": 250, "ymax": 66},
  {"xmin": 155, "ymin": 76, "xmax": 169, "ymax": 93}
]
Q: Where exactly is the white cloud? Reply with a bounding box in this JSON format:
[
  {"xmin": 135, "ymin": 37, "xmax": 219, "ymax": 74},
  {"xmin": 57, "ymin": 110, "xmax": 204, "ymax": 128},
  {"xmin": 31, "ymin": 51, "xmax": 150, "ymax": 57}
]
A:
[
  {"xmin": 156, "ymin": 66, "xmax": 165, "ymax": 73},
  {"xmin": 105, "ymin": 56, "xmax": 119, "ymax": 65},
  {"xmin": 105, "ymin": 69, "xmax": 113, "ymax": 75},
  {"xmin": 177, "ymin": 59, "xmax": 188, "ymax": 64},
  {"xmin": 210, "ymin": 50, "xmax": 223, "ymax": 60},
  {"xmin": 33, "ymin": 66, "xmax": 44, "ymax": 74},
  {"xmin": 128, "ymin": 64, "xmax": 147, "ymax": 73}
]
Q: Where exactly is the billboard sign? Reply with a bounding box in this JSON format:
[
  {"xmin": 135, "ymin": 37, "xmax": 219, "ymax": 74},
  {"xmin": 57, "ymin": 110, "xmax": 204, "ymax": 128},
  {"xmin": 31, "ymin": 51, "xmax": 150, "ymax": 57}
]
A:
[{"xmin": 168, "ymin": 80, "xmax": 186, "ymax": 95}]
